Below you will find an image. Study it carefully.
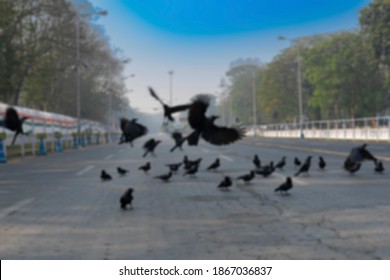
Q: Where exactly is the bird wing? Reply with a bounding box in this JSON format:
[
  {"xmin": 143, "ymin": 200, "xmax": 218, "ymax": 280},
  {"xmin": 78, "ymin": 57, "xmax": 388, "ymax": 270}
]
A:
[
  {"xmin": 169, "ymin": 104, "xmax": 192, "ymax": 114},
  {"xmin": 149, "ymin": 87, "xmax": 164, "ymax": 106},
  {"xmin": 201, "ymin": 125, "xmax": 246, "ymax": 146},
  {"xmin": 188, "ymin": 96, "xmax": 209, "ymax": 129},
  {"xmin": 4, "ymin": 107, "xmax": 20, "ymax": 131}
]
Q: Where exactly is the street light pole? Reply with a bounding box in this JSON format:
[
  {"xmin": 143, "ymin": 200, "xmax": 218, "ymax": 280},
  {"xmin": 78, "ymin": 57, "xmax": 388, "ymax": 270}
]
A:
[
  {"xmin": 168, "ymin": 70, "xmax": 174, "ymax": 106},
  {"xmin": 252, "ymin": 71, "xmax": 257, "ymax": 137},
  {"xmin": 75, "ymin": 17, "xmax": 81, "ymax": 146}
]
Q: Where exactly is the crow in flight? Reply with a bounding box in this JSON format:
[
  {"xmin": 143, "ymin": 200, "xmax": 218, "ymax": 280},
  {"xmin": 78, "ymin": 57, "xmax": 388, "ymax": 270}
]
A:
[
  {"xmin": 187, "ymin": 95, "xmax": 245, "ymax": 146},
  {"xmin": 170, "ymin": 131, "xmax": 186, "ymax": 152},
  {"xmin": 143, "ymin": 138, "xmax": 161, "ymax": 157},
  {"xmin": 319, "ymin": 156, "xmax": 326, "ymax": 170},
  {"xmin": 119, "ymin": 118, "xmax": 148, "ymax": 147},
  {"xmin": 100, "ymin": 170, "xmax": 112, "ymax": 181},
  {"xmin": 117, "ymin": 167, "xmax": 129, "ymax": 176},
  {"xmin": 295, "ymin": 156, "xmax": 312, "ymax": 176},
  {"xmin": 149, "ymin": 87, "xmax": 191, "ymax": 122},
  {"xmin": 138, "ymin": 162, "xmax": 151, "ymax": 173},
  {"xmin": 120, "ymin": 188, "xmax": 134, "ymax": 210},
  {"xmin": 0, "ymin": 107, "xmax": 29, "ymax": 145},
  {"xmin": 274, "ymin": 177, "xmax": 293, "ymax": 195},
  {"xmin": 344, "ymin": 143, "xmax": 377, "ymax": 174}
]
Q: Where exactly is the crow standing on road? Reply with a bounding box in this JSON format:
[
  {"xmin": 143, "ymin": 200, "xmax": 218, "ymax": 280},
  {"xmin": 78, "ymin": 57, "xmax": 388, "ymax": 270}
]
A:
[
  {"xmin": 294, "ymin": 156, "xmax": 312, "ymax": 177},
  {"xmin": 154, "ymin": 171, "xmax": 172, "ymax": 183},
  {"xmin": 319, "ymin": 156, "xmax": 326, "ymax": 170},
  {"xmin": 100, "ymin": 170, "xmax": 112, "ymax": 181},
  {"xmin": 254, "ymin": 161, "xmax": 275, "ymax": 177},
  {"xmin": 143, "ymin": 138, "xmax": 161, "ymax": 157},
  {"xmin": 274, "ymin": 177, "xmax": 293, "ymax": 195},
  {"xmin": 138, "ymin": 162, "xmax": 151, "ymax": 174},
  {"xmin": 183, "ymin": 156, "xmax": 202, "ymax": 170},
  {"xmin": 183, "ymin": 165, "xmax": 199, "ymax": 177},
  {"xmin": 0, "ymin": 107, "xmax": 29, "ymax": 145},
  {"xmin": 187, "ymin": 95, "xmax": 245, "ymax": 146},
  {"xmin": 117, "ymin": 167, "xmax": 129, "ymax": 176},
  {"xmin": 206, "ymin": 158, "xmax": 220, "ymax": 171},
  {"xmin": 344, "ymin": 143, "xmax": 377, "ymax": 173},
  {"xmin": 275, "ymin": 156, "xmax": 286, "ymax": 170},
  {"xmin": 120, "ymin": 188, "xmax": 133, "ymax": 210},
  {"xmin": 119, "ymin": 118, "xmax": 148, "ymax": 146},
  {"xmin": 253, "ymin": 155, "xmax": 261, "ymax": 169},
  {"xmin": 218, "ymin": 176, "xmax": 232, "ymax": 190},
  {"xmin": 149, "ymin": 87, "xmax": 191, "ymax": 122},
  {"xmin": 374, "ymin": 161, "xmax": 384, "ymax": 173},
  {"xmin": 170, "ymin": 131, "xmax": 186, "ymax": 152},
  {"xmin": 236, "ymin": 171, "xmax": 255, "ymax": 184},
  {"xmin": 294, "ymin": 157, "xmax": 301, "ymax": 168}
]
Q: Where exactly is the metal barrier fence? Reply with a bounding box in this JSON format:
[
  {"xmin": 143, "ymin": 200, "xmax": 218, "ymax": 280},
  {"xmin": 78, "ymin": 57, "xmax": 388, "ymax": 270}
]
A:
[{"xmin": 252, "ymin": 116, "xmax": 390, "ymax": 141}]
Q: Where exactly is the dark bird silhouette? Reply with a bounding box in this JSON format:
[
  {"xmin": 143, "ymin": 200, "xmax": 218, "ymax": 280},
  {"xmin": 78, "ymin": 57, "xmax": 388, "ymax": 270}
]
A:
[
  {"xmin": 344, "ymin": 143, "xmax": 377, "ymax": 173},
  {"xmin": 183, "ymin": 156, "xmax": 202, "ymax": 170},
  {"xmin": 100, "ymin": 170, "xmax": 112, "ymax": 181},
  {"xmin": 254, "ymin": 161, "xmax": 275, "ymax": 177},
  {"xmin": 253, "ymin": 154, "xmax": 261, "ymax": 169},
  {"xmin": 207, "ymin": 158, "xmax": 220, "ymax": 171},
  {"xmin": 166, "ymin": 162, "xmax": 182, "ymax": 173},
  {"xmin": 170, "ymin": 131, "xmax": 186, "ymax": 152},
  {"xmin": 149, "ymin": 87, "xmax": 191, "ymax": 122},
  {"xmin": 118, "ymin": 118, "xmax": 148, "ymax": 146},
  {"xmin": 187, "ymin": 95, "xmax": 245, "ymax": 146},
  {"xmin": 138, "ymin": 162, "xmax": 151, "ymax": 173},
  {"xmin": 218, "ymin": 176, "xmax": 232, "ymax": 190},
  {"xmin": 275, "ymin": 156, "xmax": 286, "ymax": 170},
  {"xmin": 0, "ymin": 107, "xmax": 29, "ymax": 145},
  {"xmin": 143, "ymin": 138, "xmax": 161, "ymax": 157},
  {"xmin": 236, "ymin": 171, "xmax": 255, "ymax": 184},
  {"xmin": 117, "ymin": 167, "xmax": 129, "ymax": 176},
  {"xmin": 294, "ymin": 156, "xmax": 312, "ymax": 176},
  {"xmin": 183, "ymin": 165, "xmax": 199, "ymax": 177},
  {"xmin": 154, "ymin": 171, "xmax": 172, "ymax": 182},
  {"xmin": 319, "ymin": 156, "xmax": 326, "ymax": 170},
  {"xmin": 294, "ymin": 157, "xmax": 301, "ymax": 168},
  {"xmin": 274, "ymin": 177, "xmax": 293, "ymax": 195},
  {"xmin": 374, "ymin": 161, "xmax": 384, "ymax": 173},
  {"xmin": 120, "ymin": 188, "xmax": 133, "ymax": 210}
]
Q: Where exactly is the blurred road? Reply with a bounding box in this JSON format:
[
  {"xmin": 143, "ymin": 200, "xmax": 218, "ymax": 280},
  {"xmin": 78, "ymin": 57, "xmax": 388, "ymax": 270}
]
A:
[{"xmin": 0, "ymin": 134, "xmax": 390, "ymax": 259}]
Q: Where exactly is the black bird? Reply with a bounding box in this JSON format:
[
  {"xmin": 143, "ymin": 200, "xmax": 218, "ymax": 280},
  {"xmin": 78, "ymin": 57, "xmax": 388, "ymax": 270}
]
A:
[
  {"xmin": 154, "ymin": 171, "xmax": 172, "ymax": 183},
  {"xmin": 166, "ymin": 162, "xmax": 182, "ymax": 173},
  {"xmin": 187, "ymin": 95, "xmax": 245, "ymax": 146},
  {"xmin": 344, "ymin": 143, "xmax": 377, "ymax": 173},
  {"xmin": 319, "ymin": 156, "xmax": 326, "ymax": 170},
  {"xmin": 294, "ymin": 156, "xmax": 312, "ymax": 176},
  {"xmin": 236, "ymin": 171, "xmax": 255, "ymax": 184},
  {"xmin": 274, "ymin": 177, "xmax": 293, "ymax": 195},
  {"xmin": 149, "ymin": 87, "xmax": 191, "ymax": 122},
  {"xmin": 170, "ymin": 131, "xmax": 186, "ymax": 152},
  {"xmin": 117, "ymin": 167, "xmax": 129, "ymax": 176},
  {"xmin": 118, "ymin": 118, "xmax": 148, "ymax": 146},
  {"xmin": 294, "ymin": 157, "xmax": 301, "ymax": 168},
  {"xmin": 254, "ymin": 161, "xmax": 275, "ymax": 177},
  {"xmin": 143, "ymin": 138, "xmax": 161, "ymax": 157},
  {"xmin": 138, "ymin": 162, "xmax": 151, "ymax": 173},
  {"xmin": 0, "ymin": 107, "xmax": 29, "ymax": 145},
  {"xmin": 253, "ymin": 155, "xmax": 261, "ymax": 169},
  {"xmin": 374, "ymin": 161, "xmax": 384, "ymax": 173},
  {"xmin": 120, "ymin": 188, "xmax": 134, "ymax": 210},
  {"xmin": 275, "ymin": 156, "xmax": 286, "ymax": 170},
  {"xmin": 207, "ymin": 158, "xmax": 220, "ymax": 171},
  {"xmin": 183, "ymin": 165, "xmax": 199, "ymax": 177},
  {"xmin": 100, "ymin": 170, "xmax": 112, "ymax": 181},
  {"xmin": 218, "ymin": 176, "xmax": 232, "ymax": 190},
  {"xmin": 183, "ymin": 156, "xmax": 202, "ymax": 170}
]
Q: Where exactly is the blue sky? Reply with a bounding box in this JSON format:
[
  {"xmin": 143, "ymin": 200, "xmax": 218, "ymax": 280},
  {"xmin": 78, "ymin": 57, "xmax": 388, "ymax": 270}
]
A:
[{"xmin": 89, "ymin": 0, "xmax": 371, "ymax": 113}]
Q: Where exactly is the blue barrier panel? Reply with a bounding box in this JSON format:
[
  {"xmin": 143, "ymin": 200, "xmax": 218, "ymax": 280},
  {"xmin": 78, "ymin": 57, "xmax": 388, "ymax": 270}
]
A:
[
  {"xmin": 0, "ymin": 139, "xmax": 7, "ymax": 163},
  {"xmin": 37, "ymin": 137, "xmax": 47, "ymax": 156},
  {"xmin": 87, "ymin": 135, "xmax": 92, "ymax": 145},
  {"xmin": 56, "ymin": 137, "xmax": 63, "ymax": 152},
  {"xmin": 73, "ymin": 136, "xmax": 78, "ymax": 149},
  {"xmin": 80, "ymin": 135, "xmax": 85, "ymax": 147}
]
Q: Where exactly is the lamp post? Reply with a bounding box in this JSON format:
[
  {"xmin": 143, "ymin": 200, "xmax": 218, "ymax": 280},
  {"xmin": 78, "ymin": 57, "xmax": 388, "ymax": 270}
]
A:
[
  {"xmin": 252, "ymin": 70, "xmax": 257, "ymax": 137},
  {"xmin": 168, "ymin": 70, "xmax": 174, "ymax": 106},
  {"xmin": 75, "ymin": 8, "xmax": 107, "ymax": 146},
  {"xmin": 278, "ymin": 36, "xmax": 304, "ymax": 139}
]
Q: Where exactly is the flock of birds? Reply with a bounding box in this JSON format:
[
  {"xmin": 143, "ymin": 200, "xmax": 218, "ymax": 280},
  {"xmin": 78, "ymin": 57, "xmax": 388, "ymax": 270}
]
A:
[{"xmin": 0, "ymin": 89, "xmax": 386, "ymax": 211}]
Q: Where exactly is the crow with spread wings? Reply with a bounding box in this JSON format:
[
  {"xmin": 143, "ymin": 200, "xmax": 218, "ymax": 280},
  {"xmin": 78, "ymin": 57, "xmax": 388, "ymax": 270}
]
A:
[
  {"xmin": 0, "ymin": 107, "xmax": 29, "ymax": 145},
  {"xmin": 118, "ymin": 118, "xmax": 148, "ymax": 147},
  {"xmin": 187, "ymin": 95, "xmax": 245, "ymax": 146},
  {"xmin": 148, "ymin": 87, "xmax": 191, "ymax": 122}
]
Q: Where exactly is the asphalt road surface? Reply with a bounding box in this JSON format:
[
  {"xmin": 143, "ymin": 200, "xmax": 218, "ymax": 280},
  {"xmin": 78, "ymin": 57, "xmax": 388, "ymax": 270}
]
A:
[{"xmin": 0, "ymin": 134, "xmax": 389, "ymax": 259}]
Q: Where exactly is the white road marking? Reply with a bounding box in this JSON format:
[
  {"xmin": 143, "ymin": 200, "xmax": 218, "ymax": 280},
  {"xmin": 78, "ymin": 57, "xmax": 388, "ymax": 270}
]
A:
[
  {"xmin": 0, "ymin": 198, "xmax": 35, "ymax": 220},
  {"xmin": 105, "ymin": 154, "xmax": 114, "ymax": 160},
  {"xmin": 76, "ymin": 165, "xmax": 95, "ymax": 176},
  {"xmin": 219, "ymin": 155, "xmax": 234, "ymax": 162}
]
